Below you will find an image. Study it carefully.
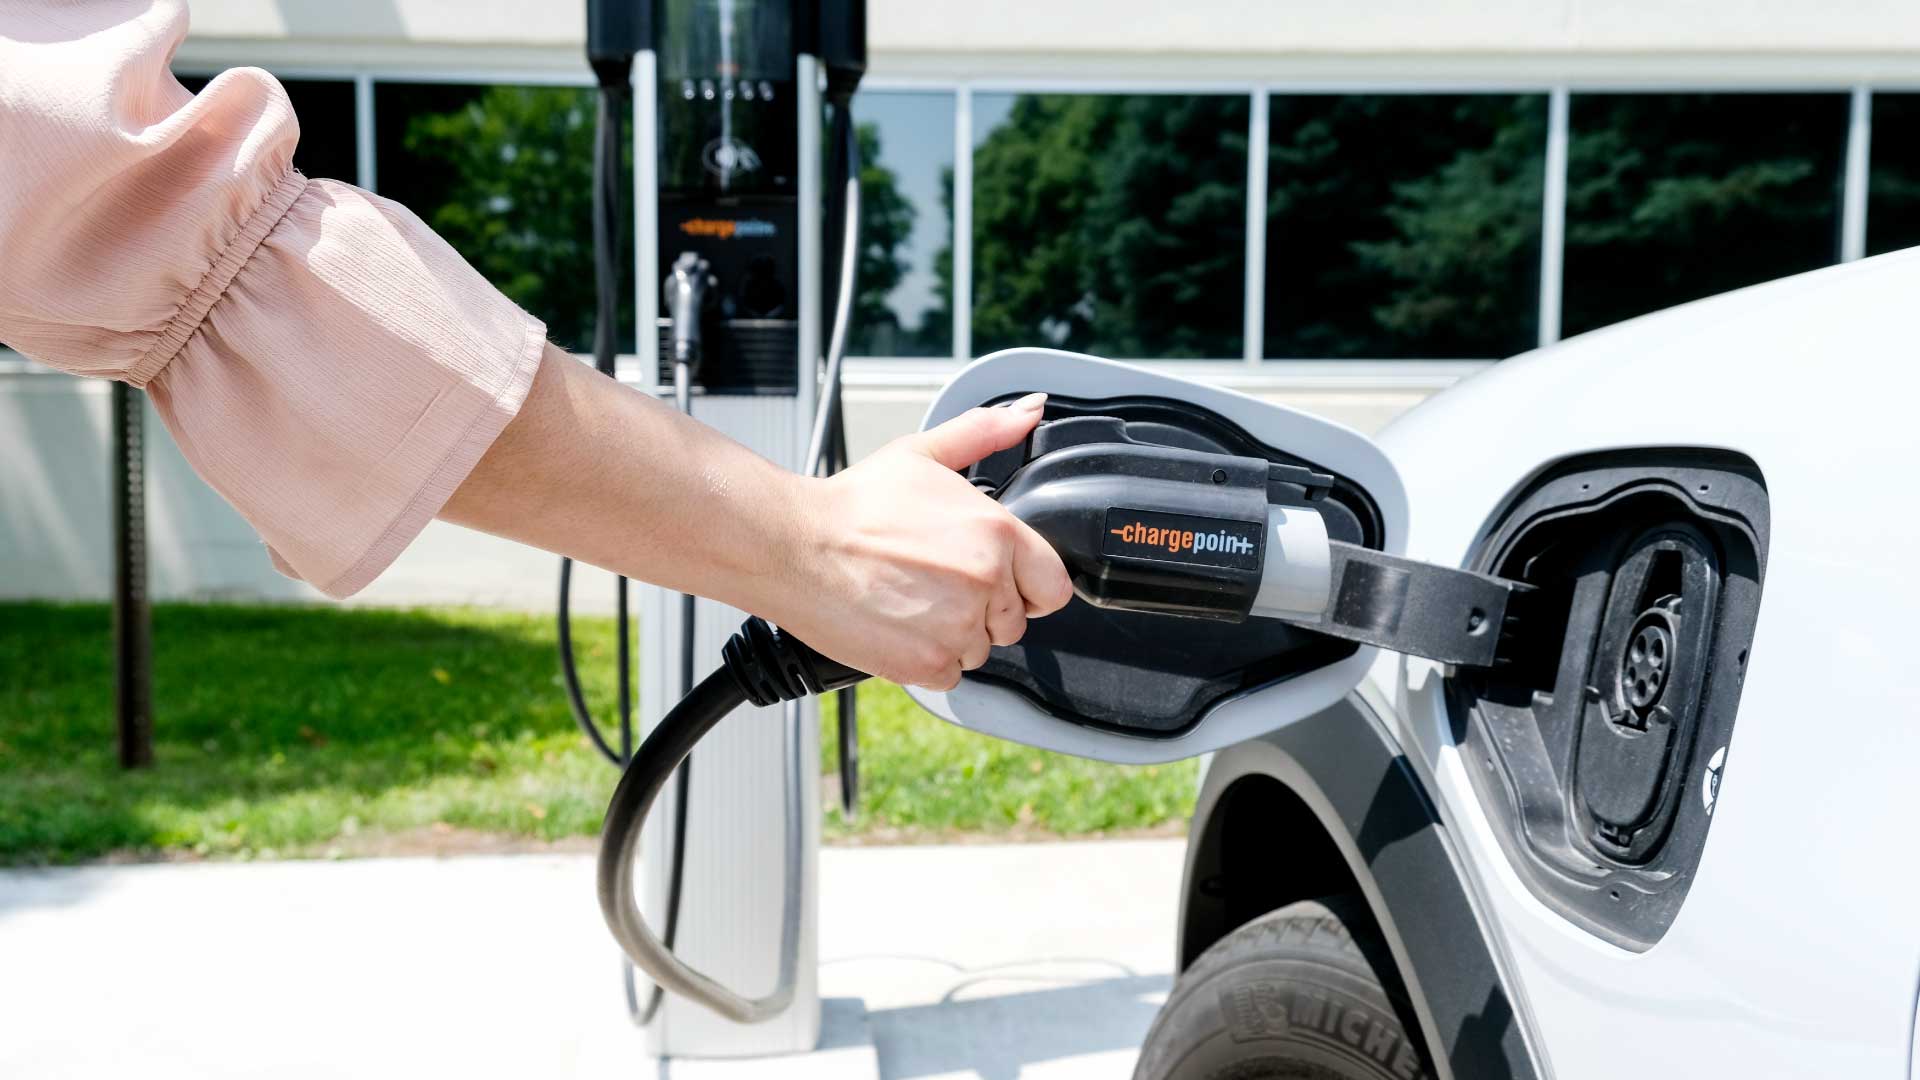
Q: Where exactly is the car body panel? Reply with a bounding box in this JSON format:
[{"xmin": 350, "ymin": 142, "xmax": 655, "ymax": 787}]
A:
[
  {"xmin": 1184, "ymin": 690, "xmax": 1541, "ymax": 1079},
  {"xmin": 1369, "ymin": 248, "xmax": 1920, "ymax": 1077}
]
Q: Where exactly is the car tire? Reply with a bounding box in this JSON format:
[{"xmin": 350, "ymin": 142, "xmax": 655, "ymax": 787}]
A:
[{"xmin": 1133, "ymin": 897, "xmax": 1433, "ymax": 1080}]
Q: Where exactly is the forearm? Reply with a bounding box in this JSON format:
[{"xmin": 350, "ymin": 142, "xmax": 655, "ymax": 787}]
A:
[
  {"xmin": 441, "ymin": 342, "xmax": 1070, "ymax": 688},
  {"xmin": 440, "ymin": 344, "xmax": 811, "ymax": 620}
]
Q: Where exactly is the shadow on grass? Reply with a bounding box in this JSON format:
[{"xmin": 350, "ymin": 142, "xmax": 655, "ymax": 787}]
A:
[{"xmin": 0, "ymin": 601, "xmax": 624, "ymax": 864}]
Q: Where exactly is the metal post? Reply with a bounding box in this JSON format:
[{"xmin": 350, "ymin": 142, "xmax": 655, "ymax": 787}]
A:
[
  {"xmin": 953, "ymin": 85, "xmax": 973, "ymax": 362},
  {"xmin": 111, "ymin": 382, "xmax": 152, "ymax": 769},
  {"xmin": 354, "ymin": 73, "xmax": 376, "ymax": 192},
  {"xmin": 1242, "ymin": 88, "xmax": 1269, "ymax": 365},
  {"xmin": 1841, "ymin": 86, "xmax": 1871, "ymax": 264},
  {"xmin": 1537, "ymin": 87, "xmax": 1570, "ymax": 349}
]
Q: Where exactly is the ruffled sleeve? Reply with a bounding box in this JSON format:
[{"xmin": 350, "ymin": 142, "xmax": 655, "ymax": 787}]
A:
[{"xmin": 0, "ymin": 0, "xmax": 546, "ymax": 597}]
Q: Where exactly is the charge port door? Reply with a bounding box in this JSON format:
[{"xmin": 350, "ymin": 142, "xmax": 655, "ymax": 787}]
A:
[{"xmin": 1447, "ymin": 453, "xmax": 1768, "ymax": 949}]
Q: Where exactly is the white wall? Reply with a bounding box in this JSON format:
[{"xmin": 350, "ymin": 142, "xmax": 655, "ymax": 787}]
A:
[{"xmin": 174, "ymin": 0, "xmax": 1920, "ymax": 83}]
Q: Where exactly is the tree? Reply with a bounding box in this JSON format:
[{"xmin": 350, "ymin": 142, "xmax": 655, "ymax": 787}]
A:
[
  {"xmin": 1556, "ymin": 94, "xmax": 1845, "ymax": 337},
  {"xmin": 1358, "ymin": 93, "xmax": 1848, "ymax": 347},
  {"xmin": 1346, "ymin": 97, "xmax": 1546, "ymax": 356},
  {"xmin": 847, "ymin": 122, "xmax": 919, "ymax": 355},
  {"xmin": 966, "ymin": 94, "xmax": 1249, "ymax": 359},
  {"xmin": 394, "ymin": 85, "xmax": 622, "ymax": 353},
  {"xmin": 1264, "ymin": 94, "xmax": 1543, "ymax": 359}
]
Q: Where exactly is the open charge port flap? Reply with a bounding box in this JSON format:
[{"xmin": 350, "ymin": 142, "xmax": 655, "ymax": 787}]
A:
[{"xmin": 1446, "ymin": 452, "xmax": 1767, "ymax": 951}]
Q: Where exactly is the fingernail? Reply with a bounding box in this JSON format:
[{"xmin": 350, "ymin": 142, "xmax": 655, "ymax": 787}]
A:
[{"xmin": 1010, "ymin": 392, "xmax": 1047, "ymax": 413}]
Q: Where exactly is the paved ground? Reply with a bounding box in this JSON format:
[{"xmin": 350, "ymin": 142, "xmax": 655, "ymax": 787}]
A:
[{"xmin": 0, "ymin": 840, "xmax": 1185, "ymax": 1079}]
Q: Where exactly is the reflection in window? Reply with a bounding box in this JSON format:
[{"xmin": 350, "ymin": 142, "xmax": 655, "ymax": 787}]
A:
[
  {"xmin": 175, "ymin": 75, "xmax": 359, "ymax": 183},
  {"xmin": 375, "ymin": 82, "xmax": 630, "ymax": 353},
  {"xmin": 847, "ymin": 91, "xmax": 954, "ymax": 358},
  {"xmin": 1867, "ymin": 93, "xmax": 1920, "ymax": 257},
  {"xmin": 971, "ymin": 94, "xmax": 1249, "ymax": 359},
  {"xmin": 1265, "ymin": 94, "xmax": 1545, "ymax": 360},
  {"xmin": 1563, "ymin": 93, "xmax": 1848, "ymax": 338}
]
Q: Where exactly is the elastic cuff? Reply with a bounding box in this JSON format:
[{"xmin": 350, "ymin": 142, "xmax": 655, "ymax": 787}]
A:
[
  {"xmin": 312, "ymin": 316, "xmax": 550, "ymax": 599},
  {"xmin": 127, "ymin": 170, "xmax": 310, "ymax": 389}
]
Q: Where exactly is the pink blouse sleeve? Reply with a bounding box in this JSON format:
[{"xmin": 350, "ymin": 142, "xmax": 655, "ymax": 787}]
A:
[{"xmin": 0, "ymin": 1, "xmax": 547, "ymax": 597}]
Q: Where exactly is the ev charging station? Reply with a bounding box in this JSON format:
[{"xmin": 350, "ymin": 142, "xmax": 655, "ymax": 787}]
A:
[
  {"xmin": 575, "ymin": 0, "xmax": 866, "ymax": 1060},
  {"xmin": 574, "ymin": 0, "xmax": 1548, "ymax": 1062}
]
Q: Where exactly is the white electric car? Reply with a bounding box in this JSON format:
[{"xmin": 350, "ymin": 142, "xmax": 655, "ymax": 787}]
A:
[{"xmin": 916, "ymin": 247, "xmax": 1920, "ymax": 1079}]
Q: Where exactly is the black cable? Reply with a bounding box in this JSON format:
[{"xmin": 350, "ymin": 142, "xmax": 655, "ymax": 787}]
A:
[
  {"xmin": 599, "ymin": 619, "xmax": 865, "ymax": 1022},
  {"xmin": 815, "ymin": 98, "xmax": 863, "ymax": 818},
  {"xmin": 828, "ymin": 292, "xmax": 857, "ymax": 815},
  {"xmin": 558, "ymin": 558, "xmax": 622, "ymax": 767}
]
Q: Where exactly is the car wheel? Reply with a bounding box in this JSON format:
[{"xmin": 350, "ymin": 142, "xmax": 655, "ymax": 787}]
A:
[{"xmin": 1133, "ymin": 897, "xmax": 1433, "ymax": 1080}]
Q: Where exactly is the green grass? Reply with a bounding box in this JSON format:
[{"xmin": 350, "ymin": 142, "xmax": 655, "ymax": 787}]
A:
[
  {"xmin": 0, "ymin": 602, "xmax": 1195, "ymax": 864},
  {"xmin": 819, "ymin": 688, "xmax": 1194, "ymax": 841}
]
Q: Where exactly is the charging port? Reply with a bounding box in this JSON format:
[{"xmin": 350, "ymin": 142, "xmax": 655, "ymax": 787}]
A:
[{"xmin": 1448, "ymin": 451, "xmax": 1768, "ymax": 950}]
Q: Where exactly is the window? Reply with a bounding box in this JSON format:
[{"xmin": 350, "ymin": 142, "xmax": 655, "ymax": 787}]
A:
[
  {"xmin": 374, "ymin": 82, "xmax": 628, "ymax": 354},
  {"xmin": 1265, "ymin": 94, "xmax": 1546, "ymax": 360},
  {"xmin": 846, "ymin": 91, "xmax": 955, "ymax": 358},
  {"xmin": 1563, "ymin": 93, "xmax": 1849, "ymax": 338},
  {"xmin": 175, "ymin": 75, "xmax": 358, "ymax": 183},
  {"xmin": 158, "ymin": 76, "xmax": 1889, "ymax": 369},
  {"xmin": 1867, "ymin": 93, "xmax": 1920, "ymax": 257},
  {"xmin": 970, "ymin": 93, "xmax": 1249, "ymax": 359}
]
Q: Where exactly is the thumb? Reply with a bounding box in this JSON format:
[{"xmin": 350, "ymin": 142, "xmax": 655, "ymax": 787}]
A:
[{"xmin": 912, "ymin": 393, "xmax": 1047, "ymax": 471}]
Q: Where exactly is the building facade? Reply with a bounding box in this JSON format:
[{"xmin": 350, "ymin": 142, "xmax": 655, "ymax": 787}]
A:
[{"xmin": 7, "ymin": 0, "xmax": 1920, "ymax": 605}]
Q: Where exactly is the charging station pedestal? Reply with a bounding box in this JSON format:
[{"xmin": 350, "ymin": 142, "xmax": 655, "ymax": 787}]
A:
[
  {"xmin": 633, "ymin": 408, "xmax": 825, "ymax": 1059},
  {"xmin": 631, "ymin": 36, "xmax": 827, "ymax": 1058}
]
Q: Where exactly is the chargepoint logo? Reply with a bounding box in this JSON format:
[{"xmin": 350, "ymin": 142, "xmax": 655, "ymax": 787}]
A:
[
  {"xmin": 1102, "ymin": 508, "xmax": 1261, "ymax": 571},
  {"xmin": 1110, "ymin": 520, "xmax": 1254, "ymax": 557},
  {"xmin": 678, "ymin": 217, "xmax": 779, "ymax": 241}
]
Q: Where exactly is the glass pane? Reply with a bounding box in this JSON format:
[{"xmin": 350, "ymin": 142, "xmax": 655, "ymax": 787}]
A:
[
  {"xmin": 1867, "ymin": 93, "xmax": 1920, "ymax": 257},
  {"xmin": 1564, "ymin": 93, "xmax": 1848, "ymax": 338},
  {"xmin": 971, "ymin": 93, "xmax": 1249, "ymax": 359},
  {"xmin": 175, "ymin": 75, "xmax": 358, "ymax": 183},
  {"xmin": 375, "ymin": 82, "xmax": 630, "ymax": 354},
  {"xmin": 1265, "ymin": 94, "xmax": 1545, "ymax": 360},
  {"xmin": 847, "ymin": 91, "xmax": 954, "ymax": 358}
]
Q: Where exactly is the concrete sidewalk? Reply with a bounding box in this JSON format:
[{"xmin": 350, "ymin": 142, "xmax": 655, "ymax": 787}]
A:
[{"xmin": 0, "ymin": 840, "xmax": 1184, "ymax": 1079}]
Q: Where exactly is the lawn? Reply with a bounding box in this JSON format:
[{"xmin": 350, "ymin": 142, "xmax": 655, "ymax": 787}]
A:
[{"xmin": 0, "ymin": 602, "xmax": 1195, "ymax": 864}]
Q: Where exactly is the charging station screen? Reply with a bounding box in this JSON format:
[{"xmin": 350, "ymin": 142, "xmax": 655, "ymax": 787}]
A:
[{"xmin": 658, "ymin": 0, "xmax": 791, "ymax": 82}]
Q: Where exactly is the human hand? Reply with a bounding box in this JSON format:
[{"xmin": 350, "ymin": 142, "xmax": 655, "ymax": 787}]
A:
[{"xmin": 772, "ymin": 393, "xmax": 1073, "ymax": 689}]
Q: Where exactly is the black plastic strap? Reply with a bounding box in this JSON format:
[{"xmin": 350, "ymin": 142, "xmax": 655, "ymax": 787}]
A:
[{"xmin": 1310, "ymin": 542, "xmax": 1536, "ymax": 668}]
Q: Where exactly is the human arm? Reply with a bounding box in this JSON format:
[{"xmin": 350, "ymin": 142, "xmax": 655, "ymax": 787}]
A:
[{"xmin": 441, "ymin": 345, "xmax": 1071, "ymax": 688}]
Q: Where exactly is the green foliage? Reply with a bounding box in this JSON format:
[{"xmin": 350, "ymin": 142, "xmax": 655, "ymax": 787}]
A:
[
  {"xmin": 850, "ymin": 121, "xmax": 917, "ymax": 350},
  {"xmin": 967, "ymin": 95, "xmax": 1249, "ymax": 358},
  {"xmin": 820, "ymin": 682, "xmax": 1196, "ymax": 839},
  {"xmin": 0, "ymin": 603, "xmax": 1194, "ymax": 863},
  {"xmin": 1265, "ymin": 94, "xmax": 1544, "ymax": 359},
  {"xmin": 390, "ymin": 85, "xmax": 626, "ymax": 353},
  {"xmin": 1866, "ymin": 93, "xmax": 1920, "ymax": 257},
  {"xmin": 1558, "ymin": 94, "xmax": 1846, "ymax": 336},
  {"xmin": 1351, "ymin": 103, "xmax": 1546, "ymax": 350}
]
